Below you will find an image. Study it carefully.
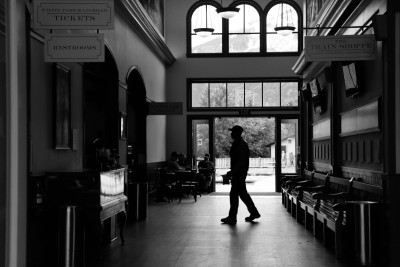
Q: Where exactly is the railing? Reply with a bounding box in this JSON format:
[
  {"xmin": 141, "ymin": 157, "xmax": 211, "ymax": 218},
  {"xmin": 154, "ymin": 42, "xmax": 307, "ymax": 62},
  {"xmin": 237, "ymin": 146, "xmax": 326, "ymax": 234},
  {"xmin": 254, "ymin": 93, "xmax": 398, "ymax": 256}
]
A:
[{"xmin": 215, "ymin": 158, "xmax": 275, "ymax": 169}]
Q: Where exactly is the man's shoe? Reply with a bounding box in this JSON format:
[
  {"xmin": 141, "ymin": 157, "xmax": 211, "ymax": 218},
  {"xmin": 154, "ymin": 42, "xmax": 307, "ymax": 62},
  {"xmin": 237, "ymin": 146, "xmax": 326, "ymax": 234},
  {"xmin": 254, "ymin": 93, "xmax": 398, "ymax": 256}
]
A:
[
  {"xmin": 221, "ymin": 217, "xmax": 237, "ymax": 225},
  {"xmin": 245, "ymin": 213, "xmax": 261, "ymax": 222}
]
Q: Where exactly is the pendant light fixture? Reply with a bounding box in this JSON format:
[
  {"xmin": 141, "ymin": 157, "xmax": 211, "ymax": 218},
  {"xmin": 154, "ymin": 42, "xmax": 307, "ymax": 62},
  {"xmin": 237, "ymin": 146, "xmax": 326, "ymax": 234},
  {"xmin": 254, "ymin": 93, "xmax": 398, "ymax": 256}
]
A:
[
  {"xmin": 274, "ymin": 3, "xmax": 295, "ymax": 36},
  {"xmin": 216, "ymin": 0, "xmax": 240, "ymax": 19},
  {"xmin": 193, "ymin": 4, "xmax": 215, "ymax": 38}
]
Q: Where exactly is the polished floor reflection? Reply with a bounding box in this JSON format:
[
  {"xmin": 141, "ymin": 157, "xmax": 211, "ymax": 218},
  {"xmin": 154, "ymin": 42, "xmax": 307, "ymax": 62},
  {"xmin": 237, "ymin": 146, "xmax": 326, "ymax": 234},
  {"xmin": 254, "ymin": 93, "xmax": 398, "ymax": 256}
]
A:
[{"xmin": 96, "ymin": 195, "xmax": 352, "ymax": 267}]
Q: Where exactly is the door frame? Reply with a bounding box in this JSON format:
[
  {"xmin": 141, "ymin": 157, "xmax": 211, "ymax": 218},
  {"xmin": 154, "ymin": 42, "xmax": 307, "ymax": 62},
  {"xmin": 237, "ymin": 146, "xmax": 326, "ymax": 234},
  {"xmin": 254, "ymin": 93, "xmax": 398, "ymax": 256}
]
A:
[{"xmin": 188, "ymin": 114, "xmax": 300, "ymax": 193}]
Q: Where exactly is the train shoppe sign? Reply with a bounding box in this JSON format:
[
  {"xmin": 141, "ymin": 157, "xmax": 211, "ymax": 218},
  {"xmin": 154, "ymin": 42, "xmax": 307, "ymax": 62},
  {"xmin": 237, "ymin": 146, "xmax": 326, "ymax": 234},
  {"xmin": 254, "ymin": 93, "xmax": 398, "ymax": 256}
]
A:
[{"xmin": 305, "ymin": 35, "xmax": 376, "ymax": 62}]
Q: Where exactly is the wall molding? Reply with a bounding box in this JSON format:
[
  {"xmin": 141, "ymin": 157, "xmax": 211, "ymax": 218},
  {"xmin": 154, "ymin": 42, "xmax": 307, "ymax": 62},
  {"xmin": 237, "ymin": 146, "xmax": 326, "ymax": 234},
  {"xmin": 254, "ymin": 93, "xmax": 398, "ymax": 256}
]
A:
[
  {"xmin": 340, "ymin": 166, "xmax": 382, "ymax": 185},
  {"xmin": 117, "ymin": 0, "xmax": 175, "ymax": 66},
  {"xmin": 339, "ymin": 127, "xmax": 380, "ymax": 137},
  {"xmin": 313, "ymin": 118, "xmax": 331, "ymax": 140},
  {"xmin": 340, "ymin": 99, "xmax": 380, "ymax": 135},
  {"xmin": 119, "ymin": 81, "xmax": 128, "ymax": 90},
  {"xmin": 312, "ymin": 162, "xmax": 332, "ymax": 173}
]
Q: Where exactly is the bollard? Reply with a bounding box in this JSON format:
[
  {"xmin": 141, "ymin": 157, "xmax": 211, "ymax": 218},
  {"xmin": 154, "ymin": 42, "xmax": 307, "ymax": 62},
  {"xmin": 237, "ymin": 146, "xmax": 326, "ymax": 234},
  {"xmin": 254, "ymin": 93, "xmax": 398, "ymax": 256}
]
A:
[
  {"xmin": 346, "ymin": 201, "xmax": 379, "ymax": 266},
  {"xmin": 130, "ymin": 182, "xmax": 148, "ymax": 221},
  {"xmin": 58, "ymin": 205, "xmax": 84, "ymax": 267}
]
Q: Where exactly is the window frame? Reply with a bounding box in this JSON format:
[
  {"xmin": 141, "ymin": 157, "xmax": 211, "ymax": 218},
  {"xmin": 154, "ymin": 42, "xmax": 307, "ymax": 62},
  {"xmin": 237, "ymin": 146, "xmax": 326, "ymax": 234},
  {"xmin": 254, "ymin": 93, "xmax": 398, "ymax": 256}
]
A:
[
  {"xmin": 188, "ymin": 77, "xmax": 301, "ymax": 111},
  {"xmin": 264, "ymin": 0, "xmax": 302, "ymax": 54},
  {"xmin": 187, "ymin": 0, "xmax": 302, "ymax": 57}
]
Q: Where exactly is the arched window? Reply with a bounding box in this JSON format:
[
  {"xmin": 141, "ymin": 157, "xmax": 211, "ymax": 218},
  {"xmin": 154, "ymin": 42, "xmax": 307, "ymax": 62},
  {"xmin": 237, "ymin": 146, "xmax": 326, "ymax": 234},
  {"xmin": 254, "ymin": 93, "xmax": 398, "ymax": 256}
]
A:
[
  {"xmin": 187, "ymin": 0, "xmax": 301, "ymax": 56},
  {"xmin": 228, "ymin": 3, "xmax": 261, "ymax": 53},
  {"xmin": 189, "ymin": 2, "xmax": 222, "ymax": 54},
  {"xmin": 265, "ymin": 1, "xmax": 301, "ymax": 53}
]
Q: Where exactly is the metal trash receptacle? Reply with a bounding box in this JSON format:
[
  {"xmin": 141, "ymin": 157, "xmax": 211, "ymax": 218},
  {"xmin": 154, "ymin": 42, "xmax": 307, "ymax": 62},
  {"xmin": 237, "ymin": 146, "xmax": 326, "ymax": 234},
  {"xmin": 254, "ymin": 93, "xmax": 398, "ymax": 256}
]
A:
[
  {"xmin": 130, "ymin": 182, "xmax": 148, "ymax": 221},
  {"xmin": 346, "ymin": 201, "xmax": 379, "ymax": 266},
  {"xmin": 58, "ymin": 205, "xmax": 84, "ymax": 267}
]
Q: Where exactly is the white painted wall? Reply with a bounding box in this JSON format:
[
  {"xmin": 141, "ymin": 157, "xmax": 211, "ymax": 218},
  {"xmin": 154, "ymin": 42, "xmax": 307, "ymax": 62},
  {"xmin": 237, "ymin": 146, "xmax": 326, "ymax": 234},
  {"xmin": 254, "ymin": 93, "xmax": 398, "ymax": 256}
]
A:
[
  {"xmin": 105, "ymin": 7, "xmax": 168, "ymax": 163},
  {"xmin": 7, "ymin": 1, "xmax": 28, "ymax": 266},
  {"xmin": 164, "ymin": 0, "xmax": 302, "ymax": 156},
  {"xmin": 396, "ymin": 12, "xmax": 400, "ymax": 173}
]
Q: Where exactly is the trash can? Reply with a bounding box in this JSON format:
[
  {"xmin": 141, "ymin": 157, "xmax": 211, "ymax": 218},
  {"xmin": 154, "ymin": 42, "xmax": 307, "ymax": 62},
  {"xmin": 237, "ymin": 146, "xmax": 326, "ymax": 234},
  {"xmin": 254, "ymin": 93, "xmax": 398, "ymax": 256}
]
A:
[
  {"xmin": 346, "ymin": 201, "xmax": 380, "ymax": 266},
  {"xmin": 129, "ymin": 182, "xmax": 148, "ymax": 221},
  {"xmin": 58, "ymin": 205, "xmax": 84, "ymax": 267}
]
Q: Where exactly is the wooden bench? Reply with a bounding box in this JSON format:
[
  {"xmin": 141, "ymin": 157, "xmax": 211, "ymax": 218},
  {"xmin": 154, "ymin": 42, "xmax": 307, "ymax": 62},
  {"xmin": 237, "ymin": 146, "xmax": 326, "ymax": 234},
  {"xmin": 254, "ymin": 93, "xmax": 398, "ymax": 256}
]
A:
[
  {"xmin": 281, "ymin": 170, "xmax": 316, "ymax": 215},
  {"xmin": 280, "ymin": 174, "xmax": 301, "ymax": 208},
  {"xmin": 282, "ymin": 171, "xmax": 384, "ymax": 261},
  {"xmin": 311, "ymin": 176, "xmax": 353, "ymax": 258},
  {"xmin": 292, "ymin": 171, "xmax": 329, "ymax": 226}
]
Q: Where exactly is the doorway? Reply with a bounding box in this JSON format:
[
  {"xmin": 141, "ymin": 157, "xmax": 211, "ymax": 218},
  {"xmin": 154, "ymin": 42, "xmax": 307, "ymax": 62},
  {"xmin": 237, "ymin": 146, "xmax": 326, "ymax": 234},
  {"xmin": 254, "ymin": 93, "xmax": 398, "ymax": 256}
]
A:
[
  {"xmin": 190, "ymin": 116, "xmax": 299, "ymax": 193},
  {"xmin": 126, "ymin": 66, "xmax": 147, "ymax": 182},
  {"xmin": 214, "ymin": 117, "xmax": 276, "ymax": 193}
]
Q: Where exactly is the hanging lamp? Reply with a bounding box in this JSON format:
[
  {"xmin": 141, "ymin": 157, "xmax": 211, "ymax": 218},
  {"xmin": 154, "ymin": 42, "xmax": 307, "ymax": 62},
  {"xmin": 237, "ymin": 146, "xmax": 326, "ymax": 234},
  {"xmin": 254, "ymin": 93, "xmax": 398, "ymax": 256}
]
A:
[
  {"xmin": 216, "ymin": 0, "xmax": 240, "ymax": 19},
  {"xmin": 274, "ymin": 3, "xmax": 295, "ymax": 36},
  {"xmin": 194, "ymin": 4, "xmax": 215, "ymax": 38}
]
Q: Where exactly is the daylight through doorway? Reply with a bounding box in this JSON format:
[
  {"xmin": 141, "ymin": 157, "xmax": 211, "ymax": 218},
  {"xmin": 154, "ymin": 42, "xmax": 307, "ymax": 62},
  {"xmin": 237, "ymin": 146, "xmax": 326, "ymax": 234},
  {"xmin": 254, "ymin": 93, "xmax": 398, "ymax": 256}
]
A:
[{"xmin": 214, "ymin": 117, "xmax": 276, "ymax": 193}]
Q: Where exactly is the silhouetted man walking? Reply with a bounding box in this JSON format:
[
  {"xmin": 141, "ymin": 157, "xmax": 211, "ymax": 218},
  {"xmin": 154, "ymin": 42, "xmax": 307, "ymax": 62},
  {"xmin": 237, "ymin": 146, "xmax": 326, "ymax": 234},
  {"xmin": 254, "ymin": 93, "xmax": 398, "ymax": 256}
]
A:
[{"xmin": 221, "ymin": 125, "xmax": 260, "ymax": 225}]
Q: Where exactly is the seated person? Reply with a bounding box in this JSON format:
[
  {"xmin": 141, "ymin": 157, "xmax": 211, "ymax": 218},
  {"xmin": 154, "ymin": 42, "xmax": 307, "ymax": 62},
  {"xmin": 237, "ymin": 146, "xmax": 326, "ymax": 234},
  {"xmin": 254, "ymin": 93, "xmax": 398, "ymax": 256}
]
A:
[
  {"xmin": 197, "ymin": 154, "xmax": 215, "ymax": 192},
  {"xmin": 177, "ymin": 153, "xmax": 190, "ymax": 169},
  {"xmin": 167, "ymin": 151, "xmax": 185, "ymax": 171}
]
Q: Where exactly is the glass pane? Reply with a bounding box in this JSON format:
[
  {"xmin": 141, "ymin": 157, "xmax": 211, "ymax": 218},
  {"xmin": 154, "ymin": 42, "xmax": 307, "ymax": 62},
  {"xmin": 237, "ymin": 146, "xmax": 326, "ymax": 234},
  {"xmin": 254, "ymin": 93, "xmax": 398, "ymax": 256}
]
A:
[
  {"xmin": 229, "ymin": 4, "xmax": 244, "ymax": 33},
  {"xmin": 192, "ymin": 120, "xmax": 210, "ymax": 166},
  {"xmin": 266, "ymin": 3, "xmax": 298, "ymax": 52},
  {"xmin": 210, "ymin": 83, "xmax": 226, "ymax": 107},
  {"xmin": 281, "ymin": 82, "xmax": 298, "ymax": 106},
  {"xmin": 281, "ymin": 119, "xmax": 298, "ymax": 174},
  {"xmin": 266, "ymin": 3, "xmax": 298, "ymax": 32},
  {"xmin": 244, "ymin": 5, "xmax": 260, "ymax": 33},
  {"xmin": 263, "ymin": 82, "xmax": 280, "ymax": 106},
  {"xmin": 245, "ymin": 83, "xmax": 262, "ymax": 107},
  {"xmin": 227, "ymin": 83, "xmax": 244, "ymax": 107},
  {"xmin": 229, "ymin": 34, "xmax": 260, "ymax": 53},
  {"xmin": 229, "ymin": 5, "xmax": 260, "ymax": 33},
  {"xmin": 192, "ymin": 34, "xmax": 222, "ymax": 53},
  {"xmin": 192, "ymin": 5, "xmax": 222, "ymax": 33},
  {"xmin": 267, "ymin": 33, "xmax": 298, "ymax": 52},
  {"xmin": 191, "ymin": 5, "xmax": 222, "ymax": 54},
  {"xmin": 214, "ymin": 117, "xmax": 276, "ymax": 193},
  {"xmin": 192, "ymin": 83, "xmax": 209, "ymax": 107}
]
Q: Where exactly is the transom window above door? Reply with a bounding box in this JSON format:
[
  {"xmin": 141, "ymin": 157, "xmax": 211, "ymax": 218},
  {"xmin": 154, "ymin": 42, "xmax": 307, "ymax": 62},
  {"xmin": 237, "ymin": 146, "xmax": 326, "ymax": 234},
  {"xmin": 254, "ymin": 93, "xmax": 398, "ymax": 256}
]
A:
[
  {"xmin": 189, "ymin": 78, "xmax": 300, "ymax": 110},
  {"xmin": 187, "ymin": 0, "xmax": 302, "ymax": 57}
]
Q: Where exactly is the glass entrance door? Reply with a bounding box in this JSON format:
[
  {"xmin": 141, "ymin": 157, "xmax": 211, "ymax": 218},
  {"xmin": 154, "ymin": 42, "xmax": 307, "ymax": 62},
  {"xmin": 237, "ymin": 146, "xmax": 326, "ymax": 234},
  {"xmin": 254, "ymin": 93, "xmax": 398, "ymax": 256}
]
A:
[
  {"xmin": 190, "ymin": 116, "xmax": 298, "ymax": 193},
  {"xmin": 214, "ymin": 117, "xmax": 276, "ymax": 193},
  {"xmin": 280, "ymin": 119, "xmax": 299, "ymax": 174},
  {"xmin": 192, "ymin": 119, "xmax": 211, "ymax": 166}
]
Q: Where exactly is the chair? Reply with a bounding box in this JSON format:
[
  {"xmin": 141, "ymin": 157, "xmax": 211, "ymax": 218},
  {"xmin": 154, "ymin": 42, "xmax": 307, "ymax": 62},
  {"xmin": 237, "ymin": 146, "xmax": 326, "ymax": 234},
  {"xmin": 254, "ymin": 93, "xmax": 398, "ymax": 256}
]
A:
[
  {"xmin": 175, "ymin": 170, "xmax": 200, "ymax": 202},
  {"xmin": 156, "ymin": 168, "xmax": 176, "ymax": 202},
  {"xmin": 197, "ymin": 169, "xmax": 214, "ymax": 193}
]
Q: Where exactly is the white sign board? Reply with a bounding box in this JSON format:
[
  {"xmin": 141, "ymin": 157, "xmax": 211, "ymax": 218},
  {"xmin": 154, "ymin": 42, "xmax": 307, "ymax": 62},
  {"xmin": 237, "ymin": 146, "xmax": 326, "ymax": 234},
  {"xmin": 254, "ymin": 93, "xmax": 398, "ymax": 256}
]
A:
[
  {"xmin": 305, "ymin": 35, "xmax": 376, "ymax": 62},
  {"xmin": 147, "ymin": 102, "xmax": 183, "ymax": 115},
  {"xmin": 33, "ymin": 0, "xmax": 114, "ymax": 29},
  {"xmin": 45, "ymin": 34, "xmax": 104, "ymax": 62}
]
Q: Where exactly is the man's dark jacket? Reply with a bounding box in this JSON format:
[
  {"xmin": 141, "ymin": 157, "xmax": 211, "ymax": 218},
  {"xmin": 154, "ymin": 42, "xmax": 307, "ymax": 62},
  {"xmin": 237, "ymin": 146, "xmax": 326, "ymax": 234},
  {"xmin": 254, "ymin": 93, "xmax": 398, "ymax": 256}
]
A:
[{"xmin": 228, "ymin": 137, "xmax": 249, "ymax": 180}]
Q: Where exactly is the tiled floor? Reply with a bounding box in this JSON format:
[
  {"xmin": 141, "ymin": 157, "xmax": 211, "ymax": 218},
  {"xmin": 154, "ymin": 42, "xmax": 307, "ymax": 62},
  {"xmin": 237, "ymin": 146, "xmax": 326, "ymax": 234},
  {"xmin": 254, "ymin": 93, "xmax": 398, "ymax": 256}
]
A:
[{"xmin": 96, "ymin": 195, "xmax": 353, "ymax": 267}]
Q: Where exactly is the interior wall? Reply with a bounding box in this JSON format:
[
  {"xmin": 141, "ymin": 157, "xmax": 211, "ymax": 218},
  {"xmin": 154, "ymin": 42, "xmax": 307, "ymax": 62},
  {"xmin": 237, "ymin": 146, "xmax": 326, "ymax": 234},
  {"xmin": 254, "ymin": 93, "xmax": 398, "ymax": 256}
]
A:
[
  {"xmin": 30, "ymin": 38, "xmax": 83, "ymax": 172},
  {"xmin": 0, "ymin": 0, "xmax": 5, "ymax": 264},
  {"xmin": 165, "ymin": 0, "xmax": 302, "ymax": 156},
  {"xmin": 105, "ymin": 6, "xmax": 168, "ymax": 164},
  {"xmin": 8, "ymin": 1, "xmax": 29, "ymax": 266},
  {"xmin": 30, "ymin": 5, "xmax": 169, "ymax": 171},
  {"xmin": 395, "ymin": 12, "xmax": 400, "ymax": 173}
]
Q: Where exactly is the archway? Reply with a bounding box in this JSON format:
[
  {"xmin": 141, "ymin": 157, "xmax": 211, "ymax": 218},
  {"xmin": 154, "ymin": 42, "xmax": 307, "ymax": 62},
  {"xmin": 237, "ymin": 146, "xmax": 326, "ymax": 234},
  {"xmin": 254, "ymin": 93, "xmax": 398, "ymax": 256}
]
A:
[
  {"xmin": 126, "ymin": 66, "xmax": 147, "ymax": 182},
  {"xmin": 83, "ymin": 44, "xmax": 119, "ymax": 169}
]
